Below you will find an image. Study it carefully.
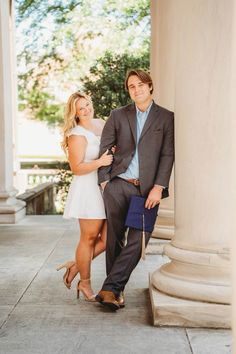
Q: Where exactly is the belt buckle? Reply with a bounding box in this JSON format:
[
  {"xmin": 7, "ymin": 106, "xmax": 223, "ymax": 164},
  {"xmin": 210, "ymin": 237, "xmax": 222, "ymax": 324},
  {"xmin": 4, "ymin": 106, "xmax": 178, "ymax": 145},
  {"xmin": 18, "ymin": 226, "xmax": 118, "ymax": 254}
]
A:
[{"xmin": 133, "ymin": 179, "xmax": 139, "ymax": 186}]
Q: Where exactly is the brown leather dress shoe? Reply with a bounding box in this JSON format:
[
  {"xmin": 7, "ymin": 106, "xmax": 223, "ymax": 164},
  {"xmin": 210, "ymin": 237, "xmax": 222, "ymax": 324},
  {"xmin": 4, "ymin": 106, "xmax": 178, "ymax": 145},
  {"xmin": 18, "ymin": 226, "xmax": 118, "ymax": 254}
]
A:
[
  {"xmin": 117, "ymin": 292, "xmax": 125, "ymax": 308},
  {"xmin": 95, "ymin": 290, "xmax": 120, "ymax": 311}
]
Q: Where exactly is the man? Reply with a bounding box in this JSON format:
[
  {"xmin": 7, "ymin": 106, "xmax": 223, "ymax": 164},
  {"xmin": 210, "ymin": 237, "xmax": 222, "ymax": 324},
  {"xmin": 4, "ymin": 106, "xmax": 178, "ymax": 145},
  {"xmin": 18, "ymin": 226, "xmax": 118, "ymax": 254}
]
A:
[{"xmin": 96, "ymin": 69, "xmax": 174, "ymax": 310}]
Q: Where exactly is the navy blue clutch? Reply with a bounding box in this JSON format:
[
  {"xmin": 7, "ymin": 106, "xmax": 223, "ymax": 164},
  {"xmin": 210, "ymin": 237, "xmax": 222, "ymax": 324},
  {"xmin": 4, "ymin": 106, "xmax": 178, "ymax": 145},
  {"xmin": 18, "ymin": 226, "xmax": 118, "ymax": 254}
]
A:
[
  {"xmin": 125, "ymin": 196, "xmax": 159, "ymax": 260},
  {"xmin": 125, "ymin": 195, "xmax": 159, "ymax": 233}
]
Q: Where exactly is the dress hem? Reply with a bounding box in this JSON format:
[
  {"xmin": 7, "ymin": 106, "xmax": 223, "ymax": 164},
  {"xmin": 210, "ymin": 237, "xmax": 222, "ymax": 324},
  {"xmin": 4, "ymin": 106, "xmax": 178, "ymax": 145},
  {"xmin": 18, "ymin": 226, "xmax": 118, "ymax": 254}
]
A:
[{"xmin": 63, "ymin": 215, "xmax": 106, "ymax": 220}]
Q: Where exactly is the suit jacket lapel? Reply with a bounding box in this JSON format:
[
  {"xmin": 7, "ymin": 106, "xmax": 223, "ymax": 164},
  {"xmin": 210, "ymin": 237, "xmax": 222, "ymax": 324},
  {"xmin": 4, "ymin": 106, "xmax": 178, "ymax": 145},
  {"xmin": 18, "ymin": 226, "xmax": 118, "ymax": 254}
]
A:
[
  {"xmin": 126, "ymin": 104, "xmax": 137, "ymax": 144},
  {"xmin": 139, "ymin": 103, "xmax": 160, "ymax": 142}
]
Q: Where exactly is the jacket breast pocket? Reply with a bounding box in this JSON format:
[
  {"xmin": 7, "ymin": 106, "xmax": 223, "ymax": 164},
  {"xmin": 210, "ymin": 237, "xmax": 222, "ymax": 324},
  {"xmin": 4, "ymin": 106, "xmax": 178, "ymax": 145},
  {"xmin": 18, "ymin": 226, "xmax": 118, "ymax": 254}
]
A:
[{"xmin": 152, "ymin": 128, "xmax": 163, "ymax": 135}]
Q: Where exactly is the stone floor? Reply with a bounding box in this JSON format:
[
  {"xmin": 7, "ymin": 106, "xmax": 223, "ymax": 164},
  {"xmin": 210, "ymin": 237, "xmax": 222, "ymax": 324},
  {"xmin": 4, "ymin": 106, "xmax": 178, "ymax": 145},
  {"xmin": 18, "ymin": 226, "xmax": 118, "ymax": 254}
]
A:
[{"xmin": 0, "ymin": 216, "xmax": 232, "ymax": 354}]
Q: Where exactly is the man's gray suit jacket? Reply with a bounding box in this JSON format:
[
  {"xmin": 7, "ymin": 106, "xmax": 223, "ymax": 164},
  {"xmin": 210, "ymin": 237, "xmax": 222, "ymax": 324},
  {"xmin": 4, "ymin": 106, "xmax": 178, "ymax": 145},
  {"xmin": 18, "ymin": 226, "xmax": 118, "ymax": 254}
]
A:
[{"xmin": 98, "ymin": 101, "xmax": 174, "ymax": 198}]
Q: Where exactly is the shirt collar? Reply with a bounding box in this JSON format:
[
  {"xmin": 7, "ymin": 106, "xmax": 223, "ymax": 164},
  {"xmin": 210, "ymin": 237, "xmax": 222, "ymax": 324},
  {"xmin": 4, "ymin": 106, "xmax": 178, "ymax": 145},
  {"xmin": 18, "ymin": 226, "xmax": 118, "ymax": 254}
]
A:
[{"xmin": 135, "ymin": 100, "xmax": 153, "ymax": 117}]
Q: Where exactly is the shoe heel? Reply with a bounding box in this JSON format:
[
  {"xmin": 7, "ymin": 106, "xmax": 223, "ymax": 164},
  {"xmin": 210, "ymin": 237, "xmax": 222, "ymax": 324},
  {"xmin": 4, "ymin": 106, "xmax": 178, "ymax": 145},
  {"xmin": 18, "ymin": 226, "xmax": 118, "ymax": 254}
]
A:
[
  {"xmin": 56, "ymin": 261, "xmax": 77, "ymax": 290},
  {"xmin": 77, "ymin": 280, "xmax": 96, "ymax": 302},
  {"xmin": 56, "ymin": 264, "xmax": 66, "ymax": 271}
]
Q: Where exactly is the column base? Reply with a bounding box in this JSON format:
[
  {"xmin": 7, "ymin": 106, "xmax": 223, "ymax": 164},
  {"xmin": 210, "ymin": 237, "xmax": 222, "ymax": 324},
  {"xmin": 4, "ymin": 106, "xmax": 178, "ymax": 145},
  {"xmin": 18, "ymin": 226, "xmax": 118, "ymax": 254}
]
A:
[
  {"xmin": 153, "ymin": 208, "xmax": 174, "ymax": 240},
  {"xmin": 153, "ymin": 243, "xmax": 231, "ymax": 304},
  {"xmin": 146, "ymin": 238, "xmax": 170, "ymax": 255},
  {"xmin": 156, "ymin": 208, "xmax": 174, "ymax": 226},
  {"xmin": 152, "ymin": 225, "xmax": 174, "ymax": 240},
  {"xmin": 0, "ymin": 201, "xmax": 26, "ymax": 223},
  {"xmin": 149, "ymin": 275, "xmax": 231, "ymax": 328}
]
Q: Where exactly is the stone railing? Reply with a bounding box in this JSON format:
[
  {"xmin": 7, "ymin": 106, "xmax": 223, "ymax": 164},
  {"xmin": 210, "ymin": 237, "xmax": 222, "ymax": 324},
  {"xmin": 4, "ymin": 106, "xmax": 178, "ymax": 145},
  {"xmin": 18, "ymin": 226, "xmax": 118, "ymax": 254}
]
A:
[{"xmin": 17, "ymin": 182, "xmax": 56, "ymax": 215}]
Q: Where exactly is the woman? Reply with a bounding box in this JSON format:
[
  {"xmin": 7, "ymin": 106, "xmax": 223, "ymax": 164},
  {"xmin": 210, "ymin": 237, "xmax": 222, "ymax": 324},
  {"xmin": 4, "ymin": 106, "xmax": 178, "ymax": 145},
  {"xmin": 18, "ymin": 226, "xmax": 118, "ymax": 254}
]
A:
[{"xmin": 57, "ymin": 92, "xmax": 113, "ymax": 301}]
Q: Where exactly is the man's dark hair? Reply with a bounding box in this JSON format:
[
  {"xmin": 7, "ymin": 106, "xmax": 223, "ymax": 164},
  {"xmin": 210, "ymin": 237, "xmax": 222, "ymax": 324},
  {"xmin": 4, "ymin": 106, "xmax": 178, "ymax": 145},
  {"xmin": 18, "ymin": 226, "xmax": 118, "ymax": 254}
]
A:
[{"xmin": 125, "ymin": 69, "xmax": 153, "ymax": 94}]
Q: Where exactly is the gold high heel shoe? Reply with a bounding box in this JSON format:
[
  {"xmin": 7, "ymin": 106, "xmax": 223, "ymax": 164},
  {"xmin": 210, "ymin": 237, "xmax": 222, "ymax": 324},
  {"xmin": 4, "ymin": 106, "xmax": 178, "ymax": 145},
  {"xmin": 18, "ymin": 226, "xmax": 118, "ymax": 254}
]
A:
[
  {"xmin": 77, "ymin": 278, "xmax": 96, "ymax": 302},
  {"xmin": 56, "ymin": 261, "xmax": 76, "ymax": 289}
]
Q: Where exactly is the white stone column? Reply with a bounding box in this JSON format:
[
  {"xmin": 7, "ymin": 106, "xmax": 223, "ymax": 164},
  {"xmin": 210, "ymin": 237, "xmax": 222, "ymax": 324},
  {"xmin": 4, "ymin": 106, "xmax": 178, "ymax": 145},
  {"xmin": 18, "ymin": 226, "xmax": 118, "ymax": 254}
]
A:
[
  {"xmin": 150, "ymin": 0, "xmax": 232, "ymax": 328},
  {"xmin": 152, "ymin": 175, "xmax": 174, "ymax": 240},
  {"xmin": 0, "ymin": 0, "xmax": 25, "ymax": 223},
  {"xmin": 150, "ymin": 0, "xmax": 175, "ymax": 241},
  {"xmin": 230, "ymin": 0, "xmax": 236, "ymax": 348},
  {"xmin": 10, "ymin": 1, "xmax": 21, "ymax": 190}
]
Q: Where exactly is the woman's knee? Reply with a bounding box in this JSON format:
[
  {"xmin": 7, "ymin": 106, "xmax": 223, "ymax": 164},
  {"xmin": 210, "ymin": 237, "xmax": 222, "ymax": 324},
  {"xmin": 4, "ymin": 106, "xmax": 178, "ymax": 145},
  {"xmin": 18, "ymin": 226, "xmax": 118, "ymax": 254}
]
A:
[{"xmin": 81, "ymin": 232, "xmax": 98, "ymax": 246}]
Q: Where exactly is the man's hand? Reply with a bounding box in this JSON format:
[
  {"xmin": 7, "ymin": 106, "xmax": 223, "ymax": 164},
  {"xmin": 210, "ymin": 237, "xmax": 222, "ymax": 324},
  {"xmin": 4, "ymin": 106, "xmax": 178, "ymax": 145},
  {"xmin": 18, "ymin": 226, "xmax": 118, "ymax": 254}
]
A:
[
  {"xmin": 100, "ymin": 180, "xmax": 109, "ymax": 191},
  {"xmin": 145, "ymin": 185, "xmax": 163, "ymax": 209}
]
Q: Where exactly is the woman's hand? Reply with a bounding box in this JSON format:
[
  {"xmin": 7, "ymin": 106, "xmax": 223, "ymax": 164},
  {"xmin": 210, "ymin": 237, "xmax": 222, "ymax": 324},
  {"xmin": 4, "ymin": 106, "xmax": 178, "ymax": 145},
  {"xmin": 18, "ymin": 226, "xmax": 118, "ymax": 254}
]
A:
[
  {"xmin": 111, "ymin": 145, "xmax": 116, "ymax": 154},
  {"xmin": 98, "ymin": 150, "xmax": 113, "ymax": 167}
]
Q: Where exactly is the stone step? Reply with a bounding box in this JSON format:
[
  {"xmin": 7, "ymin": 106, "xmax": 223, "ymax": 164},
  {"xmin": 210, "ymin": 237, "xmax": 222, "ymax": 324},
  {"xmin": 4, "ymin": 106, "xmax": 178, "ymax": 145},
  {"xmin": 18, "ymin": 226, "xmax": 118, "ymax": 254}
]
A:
[{"xmin": 146, "ymin": 237, "xmax": 170, "ymax": 255}]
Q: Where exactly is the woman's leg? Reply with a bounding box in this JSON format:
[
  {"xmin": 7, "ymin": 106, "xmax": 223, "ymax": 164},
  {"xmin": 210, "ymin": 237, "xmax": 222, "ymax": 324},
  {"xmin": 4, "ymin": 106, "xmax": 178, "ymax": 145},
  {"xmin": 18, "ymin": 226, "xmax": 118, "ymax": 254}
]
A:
[
  {"xmin": 75, "ymin": 219, "xmax": 104, "ymax": 297},
  {"xmin": 66, "ymin": 219, "xmax": 106, "ymax": 286},
  {"xmin": 93, "ymin": 221, "xmax": 107, "ymax": 258}
]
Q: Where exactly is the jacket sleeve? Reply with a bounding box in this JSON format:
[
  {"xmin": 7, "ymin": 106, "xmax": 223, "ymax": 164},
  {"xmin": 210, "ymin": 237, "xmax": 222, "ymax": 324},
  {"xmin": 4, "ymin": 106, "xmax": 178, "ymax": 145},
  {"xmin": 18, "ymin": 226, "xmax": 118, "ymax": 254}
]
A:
[
  {"xmin": 98, "ymin": 111, "xmax": 117, "ymax": 184},
  {"xmin": 155, "ymin": 112, "xmax": 174, "ymax": 188}
]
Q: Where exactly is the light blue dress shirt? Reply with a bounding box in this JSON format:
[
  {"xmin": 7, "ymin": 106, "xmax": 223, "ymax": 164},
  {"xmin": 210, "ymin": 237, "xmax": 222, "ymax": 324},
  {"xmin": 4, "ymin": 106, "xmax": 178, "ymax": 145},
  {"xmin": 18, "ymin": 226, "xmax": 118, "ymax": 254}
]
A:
[{"xmin": 119, "ymin": 101, "xmax": 153, "ymax": 179}]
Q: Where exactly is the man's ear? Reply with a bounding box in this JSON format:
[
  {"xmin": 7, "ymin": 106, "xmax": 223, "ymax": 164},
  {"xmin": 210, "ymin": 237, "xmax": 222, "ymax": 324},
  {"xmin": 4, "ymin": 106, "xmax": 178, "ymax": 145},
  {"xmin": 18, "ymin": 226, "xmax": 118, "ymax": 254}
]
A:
[{"xmin": 149, "ymin": 85, "xmax": 153, "ymax": 93}]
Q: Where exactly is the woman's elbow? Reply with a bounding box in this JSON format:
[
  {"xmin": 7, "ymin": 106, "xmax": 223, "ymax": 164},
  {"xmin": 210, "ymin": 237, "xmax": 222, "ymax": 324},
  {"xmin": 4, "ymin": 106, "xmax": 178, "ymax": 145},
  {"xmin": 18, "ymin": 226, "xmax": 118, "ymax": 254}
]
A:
[
  {"xmin": 70, "ymin": 163, "xmax": 82, "ymax": 175},
  {"xmin": 71, "ymin": 168, "xmax": 83, "ymax": 175}
]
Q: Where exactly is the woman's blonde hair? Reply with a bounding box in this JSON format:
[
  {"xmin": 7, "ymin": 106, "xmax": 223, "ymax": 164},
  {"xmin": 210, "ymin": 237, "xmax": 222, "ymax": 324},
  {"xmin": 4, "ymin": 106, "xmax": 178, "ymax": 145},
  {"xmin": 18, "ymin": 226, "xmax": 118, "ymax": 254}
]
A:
[{"xmin": 61, "ymin": 91, "xmax": 92, "ymax": 153}]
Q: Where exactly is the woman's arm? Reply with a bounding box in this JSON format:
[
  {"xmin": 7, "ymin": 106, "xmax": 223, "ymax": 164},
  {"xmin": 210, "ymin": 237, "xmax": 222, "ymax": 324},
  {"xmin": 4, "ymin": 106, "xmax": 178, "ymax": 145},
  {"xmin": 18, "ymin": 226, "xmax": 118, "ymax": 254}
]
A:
[{"xmin": 68, "ymin": 135, "xmax": 112, "ymax": 175}]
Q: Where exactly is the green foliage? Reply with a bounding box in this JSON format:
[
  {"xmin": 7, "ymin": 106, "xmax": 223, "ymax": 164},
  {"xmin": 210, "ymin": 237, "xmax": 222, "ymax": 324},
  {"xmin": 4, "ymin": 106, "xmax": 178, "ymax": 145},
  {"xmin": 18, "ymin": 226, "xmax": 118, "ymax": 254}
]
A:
[
  {"xmin": 54, "ymin": 162, "xmax": 72, "ymax": 213},
  {"xmin": 103, "ymin": 0, "xmax": 150, "ymax": 27},
  {"xmin": 16, "ymin": 0, "xmax": 151, "ymax": 126},
  {"xmin": 15, "ymin": 0, "xmax": 82, "ymax": 25},
  {"xmin": 19, "ymin": 87, "xmax": 64, "ymax": 125},
  {"xmin": 82, "ymin": 51, "xmax": 150, "ymax": 119}
]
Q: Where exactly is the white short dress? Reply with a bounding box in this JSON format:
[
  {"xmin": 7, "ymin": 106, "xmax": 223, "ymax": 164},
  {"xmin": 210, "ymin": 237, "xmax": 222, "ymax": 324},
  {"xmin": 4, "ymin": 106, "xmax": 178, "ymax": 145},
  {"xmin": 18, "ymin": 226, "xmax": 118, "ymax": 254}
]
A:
[{"xmin": 63, "ymin": 125, "xmax": 106, "ymax": 219}]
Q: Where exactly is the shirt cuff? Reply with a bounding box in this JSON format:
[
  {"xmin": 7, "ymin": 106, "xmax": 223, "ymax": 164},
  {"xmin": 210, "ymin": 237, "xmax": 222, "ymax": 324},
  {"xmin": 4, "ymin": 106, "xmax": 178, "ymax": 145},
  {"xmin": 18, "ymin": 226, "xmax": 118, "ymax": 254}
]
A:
[{"xmin": 154, "ymin": 184, "xmax": 166, "ymax": 190}]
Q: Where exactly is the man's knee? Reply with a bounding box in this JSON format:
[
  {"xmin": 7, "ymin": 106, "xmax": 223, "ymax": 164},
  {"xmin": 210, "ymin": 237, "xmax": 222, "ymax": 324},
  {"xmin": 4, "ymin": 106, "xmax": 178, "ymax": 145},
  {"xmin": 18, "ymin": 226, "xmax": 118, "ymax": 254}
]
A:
[{"xmin": 126, "ymin": 230, "xmax": 151, "ymax": 250}]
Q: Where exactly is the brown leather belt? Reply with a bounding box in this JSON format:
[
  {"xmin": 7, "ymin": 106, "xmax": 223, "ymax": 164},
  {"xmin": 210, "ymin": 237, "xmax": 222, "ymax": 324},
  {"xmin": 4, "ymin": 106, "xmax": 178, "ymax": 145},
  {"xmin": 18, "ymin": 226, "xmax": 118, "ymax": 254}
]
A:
[{"xmin": 123, "ymin": 178, "xmax": 140, "ymax": 186}]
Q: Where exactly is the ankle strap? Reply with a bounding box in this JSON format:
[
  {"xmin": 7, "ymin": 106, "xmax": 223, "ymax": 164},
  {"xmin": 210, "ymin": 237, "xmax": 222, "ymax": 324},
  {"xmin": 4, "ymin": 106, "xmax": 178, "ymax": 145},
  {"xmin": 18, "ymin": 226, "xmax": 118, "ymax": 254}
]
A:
[{"xmin": 80, "ymin": 278, "xmax": 90, "ymax": 282}]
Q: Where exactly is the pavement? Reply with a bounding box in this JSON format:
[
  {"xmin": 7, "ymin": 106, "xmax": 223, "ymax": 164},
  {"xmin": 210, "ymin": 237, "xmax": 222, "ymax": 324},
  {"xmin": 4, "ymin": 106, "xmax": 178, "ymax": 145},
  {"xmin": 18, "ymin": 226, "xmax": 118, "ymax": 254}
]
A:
[{"xmin": 0, "ymin": 216, "xmax": 232, "ymax": 354}]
